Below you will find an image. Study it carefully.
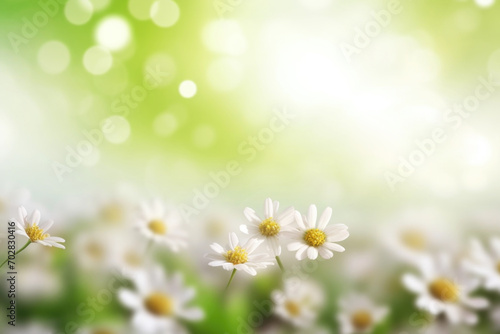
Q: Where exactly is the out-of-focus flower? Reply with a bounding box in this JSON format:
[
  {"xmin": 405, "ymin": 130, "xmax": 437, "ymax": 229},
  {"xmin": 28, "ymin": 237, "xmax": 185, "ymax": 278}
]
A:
[
  {"xmin": 137, "ymin": 199, "xmax": 187, "ymax": 252},
  {"xmin": 402, "ymin": 254, "xmax": 489, "ymax": 325},
  {"xmin": 381, "ymin": 208, "xmax": 454, "ymax": 267},
  {"xmin": 337, "ymin": 294, "xmax": 388, "ymax": 334},
  {"xmin": 17, "ymin": 264, "xmax": 62, "ymax": 300},
  {"xmin": 271, "ymin": 278, "xmax": 324, "ymax": 328},
  {"xmin": 111, "ymin": 232, "xmax": 151, "ymax": 277},
  {"xmin": 14, "ymin": 206, "xmax": 65, "ymax": 249},
  {"xmin": 240, "ymin": 197, "xmax": 294, "ymax": 256},
  {"xmin": 206, "ymin": 232, "xmax": 273, "ymax": 276},
  {"xmin": 5, "ymin": 322, "xmax": 53, "ymax": 334},
  {"xmin": 74, "ymin": 230, "xmax": 113, "ymax": 271},
  {"xmin": 463, "ymin": 238, "xmax": 500, "ymax": 292},
  {"xmin": 287, "ymin": 205, "xmax": 349, "ymax": 260},
  {"xmin": 118, "ymin": 266, "xmax": 204, "ymax": 333}
]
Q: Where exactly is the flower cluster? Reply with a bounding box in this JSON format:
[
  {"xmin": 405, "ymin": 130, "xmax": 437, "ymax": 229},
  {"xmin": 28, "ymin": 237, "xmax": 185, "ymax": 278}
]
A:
[{"xmin": 206, "ymin": 198, "xmax": 350, "ymax": 286}]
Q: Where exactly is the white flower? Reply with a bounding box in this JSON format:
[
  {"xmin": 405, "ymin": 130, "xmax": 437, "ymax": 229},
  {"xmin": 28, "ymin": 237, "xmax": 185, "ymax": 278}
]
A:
[
  {"xmin": 14, "ymin": 206, "xmax": 65, "ymax": 249},
  {"xmin": 463, "ymin": 238, "xmax": 500, "ymax": 292},
  {"xmin": 286, "ymin": 205, "xmax": 349, "ymax": 260},
  {"xmin": 240, "ymin": 198, "xmax": 294, "ymax": 256},
  {"xmin": 337, "ymin": 294, "xmax": 388, "ymax": 334},
  {"xmin": 272, "ymin": 278, "xmax": 324, "ymax": 328},
  {"xmin": 206, "ymin": 232, "xmax": 274, "ymax": 276},
  {"xmin": 402, "ymin": 254, "xmax": 489, "ymax": 325},
  {"xmin": 118, "ymin": 266, "xmax": 204, "ymax": 334},
  {"xmin": 137, "ymin": 199, "xmax": 187, "ymax": 252}
]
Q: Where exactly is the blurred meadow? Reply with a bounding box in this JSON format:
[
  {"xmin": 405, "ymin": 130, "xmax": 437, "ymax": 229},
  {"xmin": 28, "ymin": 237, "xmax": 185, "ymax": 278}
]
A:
[{"xmin": 2, "ymin": 0, "xmax": 500, "ymax": 333}]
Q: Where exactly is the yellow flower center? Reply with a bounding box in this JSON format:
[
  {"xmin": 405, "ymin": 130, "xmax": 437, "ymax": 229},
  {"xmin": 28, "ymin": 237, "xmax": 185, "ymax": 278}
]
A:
[
  {"xmin": 285, "ymin": 301, "xmax": 301, "ymax": 317},
  {"xmin": 351, "ymin": 310, "xmax": 373, "ymax": 330},
  {"xmin": 224, "ymin": 246, "xmax": 248, "ymax": 265},
  {"xmin": 124, "ymin": 251, "xmax": 142, "ymax": 267},
  {"xmin": 25, "ymin": 224, "xmax": 49, "ymax": 242},
  {"xmin": 429, "ymin": 278, "xmax": 459, "ymax": 303},
  {"xmin": 148, "ymin": 220, "xmax": 167, "ymax": 235},
  {"xmin": 86, "ymin": 242, "xmax": 104, "ymax": 260},
  {"xmin": 144, "ymin": 292, "xmax": 173, "ymax": 316},
  {"xmin": 401, "ymin": 230, "xmax": 426, "ymax": 251},
  {"xmin": 304, "ymin": 228, "xmax": 326, "ymax": 247},
  {"xmin": 101, "ymin": 203, "xmax": 123, "ymax": 224},
  {"xmin": 259, "ymin": 218, "xmax": 280, "ymax": 237}
]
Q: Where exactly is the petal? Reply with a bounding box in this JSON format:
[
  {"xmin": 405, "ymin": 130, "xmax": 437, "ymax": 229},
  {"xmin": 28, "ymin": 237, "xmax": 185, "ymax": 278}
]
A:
[
  {"xmin": 295, "ymin": 245, "xmax": 308, "ymax": 261},
  {"xmin": 317, "ymin": 207, "xmax": 332, "ymax": 230},
  {"xmin": 240, "ymin": 224, "xmax": 249, "ymax": 234},
  {"xmin": 30, "ymin": 210, "xmax": 41, "ymax": 225},
  {"xmin": 45, "ymin": 236, "xmax": 65, "ymax": 243},
  {"xmin": 307, "ymin": 204, "xmax": 317, "ymax": 228},
  {"xmin": 118, "ymin": 289, "xmax": 142, "ymax": 309},
  {"xmin": 288, "ymin": 241, "xmax": 305, "ymax": 251},
  {"xmin": 294, "ymin": 211, "xmax": 306, "ymax": 230},
  {"xmin": 18, "ymin": 206, "xmax": 27, "ymax": 225},
  {"xmin": 318, "ymin": 247, "xmax": 334, "ymax": 259},
  {"xmin": 328, "ymin": 229, "xmax": 349, "ymax": 242},
  {"xmin": 462, "ymin": 296, "xmax": 489, "ymax": 309},
  {"xmin": 243, "ymin": 207, "xmax": 261, "ymax": 224},
  {"xmin": 323, "ymin": 242, "xmax": 345, "ymax": 252},
  {"xmin": 244, "ymin": 238, "xmax": 263, "ymax": 254},
  {"xmin": 229, "ymin": 232, "xmax": 239, "ymax": 249},
  {"xmin": 402, "ymin": 274, "xmax": 426, "ymax": 293},
  {"xmin": 39, "ymin": 220, "xmax": 54, "ymax": 232},
  {"xmin": 273, "ymin": 200, "xmax": 279, "ymax": 215},
  {"xmin": 277, "ymin": 206, "xmax": 295, "ymax": 226},
  {"xmin": 265, "ymin": 198, "xmax": 273, "ymax": 218},
  {"xmin": 209, "ymin": 243, "xmax": 225, "ymax": 254},
  {"xmin": 208, "ymin": 260, "xmax": 227, "ymax": 267},
  {"xmin": 307, "ymin": 247, "xmax": 318, "ymax": 260}
]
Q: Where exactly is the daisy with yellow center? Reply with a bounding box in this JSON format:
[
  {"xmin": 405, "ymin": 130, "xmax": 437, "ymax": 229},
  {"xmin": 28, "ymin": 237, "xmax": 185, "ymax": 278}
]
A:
[
  {"xmin": 1, "ymin": 206, "xmax": 65, "ymax": 268},
  {"xmin": 403, "ymin": 254, "xmax": 489, "ymax": 325},
  {"xmin": 118, "ymin": 266, "xmax": 204, "ymax": 333},
  {"xmin": 206, "ymin": 232, "xmax": 274, "ymax": 290},
  {"xmin": 240, "ymin": 198, "xmax": 294, "ymax": 271},
  {"xmin": 337, "ymin": 294, "xmax": 388, "ymax": 334},
  {"xmin": 287, "ymin": 205, "xmax": 349, "ymax": 261},
  {"xmin": 463, "ymin": 238, "xmax": 500, "ymax": 293},
  {"xmin": 272, "ymin": 278, "xmax": 325, "ymax": 328},
  {"xmin": 136, "ymin": 199, "xmax": 187, "ymax": 252}
]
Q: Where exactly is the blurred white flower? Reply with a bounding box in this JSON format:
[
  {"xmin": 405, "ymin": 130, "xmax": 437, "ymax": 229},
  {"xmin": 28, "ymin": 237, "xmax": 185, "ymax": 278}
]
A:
[
  {"xmin": 137, "ymin": 199, "xmax": 187, "ymax": 252},
  {"xmin": 111, "ymin": 232, "xmax": 151, "ymax": 277},
  {"xmin": 14, "ymin": 206, "xmax": 65, "ymax": 249},
  {"xmin": 381, "ymin": 208, "xmax": 454, "ymax": 267},
  {"xmin": 402, "ymin": 254, "xmax": 489, "ymax": 325},
  {"xmin": 206, "ymin": 232, "xmax": 274, "ymax": 276},
  {"xmin": 77, "ymin": 324, "xmax": 127, "ymax": 334},
  {"xmin": 240, "ymin": 197, "xmax": 294, "ymax": 256},
  {"xmin": 463, "ymin": 238, "xmax": 500, "ymax": 292},
  {"xmin": 286, "ymin": 205, "xmax": 349, "ymax": 260},
  {"xmin": 272, "ymin": 278, "xmax": 324, "ymax": 328},
  {"xmin": 75, "ymin": 230, "xmax": 113, "ymax": 270},
  {"xmin": 118, "ymin": 266, "xmax": 204, "ymax": 334},
  {"xmin": 337, "ymin": 294, "xmax": 388, "ymax": 334}
]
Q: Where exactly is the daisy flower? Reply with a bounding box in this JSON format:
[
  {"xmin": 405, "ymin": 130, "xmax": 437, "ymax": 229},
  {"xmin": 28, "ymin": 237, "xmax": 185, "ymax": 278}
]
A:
[
  {"xmin": 206, "ymin": 232, "xmax": 274, "ymax": 289},
  {"xmin": 14, "ymin": 206, "xmax": 65, "ymax": 248},
  {"xmin": 271, "ymin": 278, "xmax": 324, "ymax": 328},
  {"xmin": 240, "ymin": 198, "xmax": 294, "ymax": 257},
  {"xmin": 337, "ymin": 294, "xmax": 388, "ymax": 334},
  {"xmin": 463, "ymin": 238, "xmax": 500, "ymax": 292},
  {"xmin": 402, "ymin": 254, "xmax": 489, "ymax": 325},
  {"xmin": 118, "ymin": 266, "xmax": 204, "ymax": 334},
  {"xmin": 287, "ymin": 205, "xmax": 349, "ymax": 261},
  {"xmin": 137, "ymin": 199, "xmax": 187, "ymax": 252}
]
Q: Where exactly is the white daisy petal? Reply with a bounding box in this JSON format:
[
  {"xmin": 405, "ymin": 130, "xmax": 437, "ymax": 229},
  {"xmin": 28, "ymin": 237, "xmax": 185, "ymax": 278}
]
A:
[
  {"xmin": 118, "ymin": 289, "xmax": 142, "ymax": 309},
  {"xmin": 317, "ymin": 207, "xmax": 332, "ymax": 230},
  {"xmin": 307, "ymin": 247, "xmax": 318, "ymax": 260},
  {"xmin": 294, "ymin": 211, "xmax": 306, "ymax": 230},
  {"xmin": 243, "ymin": 207, "xmax": 261, "ymax": 224},
  {"xmin": 265, "ymin": 198, "xmax": 273, "ymax": 218},
  {"xmin": 323, "ymin": 242, "xmax": 345, "ymax": 252},
  {"xmin": 307, "ymin": 204, "xmax": 317, "ymax": 228},
  {"xmin": 209, "ymin": 243, "xmax": 225, "ymax": 254},
  {"xmin": 402, "ymin": 274, "xmax": 426, "ymax": 293},
  {"xmin": 318, "ymin": 247, "xmax": 334, "ymax": 259},
  {"xmin": 229, "ymin": 232, "xmax": 239, "ymax": 249},
  {"xmin": 296, "ymin": 245, "xmax": 309, "ymax": 261}
]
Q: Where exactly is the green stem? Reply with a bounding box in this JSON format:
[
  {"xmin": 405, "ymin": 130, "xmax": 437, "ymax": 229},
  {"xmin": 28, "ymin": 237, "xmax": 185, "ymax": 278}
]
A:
[
  {"xmin": 275, "ymin": 255, "xmax": 285, "ymax": 273},
  {"xmin": 0, "ymin": 241, "xmax": 31, "ymax": 269},
  {"xmin": 224, "ymin": 269, "xmax": 237, "ymax": 292}
]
